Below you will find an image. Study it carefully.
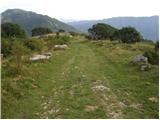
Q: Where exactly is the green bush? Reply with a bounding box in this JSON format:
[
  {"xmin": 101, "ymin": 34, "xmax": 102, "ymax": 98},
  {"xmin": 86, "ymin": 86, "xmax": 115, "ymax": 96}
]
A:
[
  {"xmin": 24, "ymin": 38, "xmax": 44, "ymax": 52},
  {"xmin": 54, "ymin": 36, "xmax": 70, "ymax": 45},
  {"xmin": 1, "ymin": 38, "xmax": 12, "ymax": 57},
  {"xmin": 143, "ymin": 50, "xmax": 159, "ymax": 65},
  {"xmin": 10, "ymin": 38, "xmax": 30, "ymax": 74},
  {"xmin": 45, "ymin": 36, "xmax": 55, "ymax": 50},
  {"xmin": 155, "ymin": 41, "xmax": 159, "ymax": 52}
]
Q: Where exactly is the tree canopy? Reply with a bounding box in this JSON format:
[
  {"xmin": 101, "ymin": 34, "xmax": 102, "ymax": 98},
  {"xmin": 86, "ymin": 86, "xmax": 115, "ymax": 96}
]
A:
[
  {"xmin": 32, "ymin": 27, "xmax": 52, "ymax": 36},
  {"xmin": 88, "ymin": 23, "xmax": 117, "ymax": 40},
  {"xmin": 117, "ymin": 27, "xmax": 142, "ymax": 43},
  {"xmin": 1, "ymin": 22, "xmax": 26, "ymax": 38}
]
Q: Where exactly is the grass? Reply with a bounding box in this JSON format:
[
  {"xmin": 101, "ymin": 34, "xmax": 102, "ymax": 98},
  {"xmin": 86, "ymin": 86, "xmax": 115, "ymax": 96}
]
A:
[{"xmin": 1, "ymin": 36, "xmax": 159, "ymax": 118}]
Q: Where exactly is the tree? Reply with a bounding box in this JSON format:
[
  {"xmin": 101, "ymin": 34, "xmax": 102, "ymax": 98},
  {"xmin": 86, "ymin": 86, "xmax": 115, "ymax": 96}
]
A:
[
  {"xmin": 58, "ymin": 29, "xmax": 65, "ymax": 33},
  {"xmin": 88, "ymin": 23, "xmax": 117, "ymax": 40},
  {"xmin": 32, "ymin": 27, "xmax": 52, "ymax": 36},
  {"xmin": 118, "ymin": 27, "xmax": 142, "ymax": 43},
  {"xmin": 111, "ymin": 30, "xmax": 121, "ymax": 42},
  {"xmin": 1, "ymin": 22, "xmax": 26, "ymax": 38}
]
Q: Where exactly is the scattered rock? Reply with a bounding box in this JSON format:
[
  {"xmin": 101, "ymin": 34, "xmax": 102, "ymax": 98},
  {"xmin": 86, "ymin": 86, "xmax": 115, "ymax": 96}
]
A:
[
  {"xmin": 82, "ymin": 75, "xmax": 86, "ymax": 77},
  {"xmin": 43, "ymin": 106, "xmax": 48, "ymax": 110},
  {"xmin": 74, "ymin": 66, "xmax": 78, "ymax": 69},
  {"xmin": 132, "ymin": 55, "xmax": 148, "ymax": 64},
  {"xmin": 109, "ymin": 110, "xmax": 123, "ymax": 118},
  {"xmin": 118, "ymin": 102, "xmax": 126, "ymax": 108},
  {"xmin": 130, "ymin": 103, "xmax": 142, "ymax": 109},
  {"xmin": 45, "ymin": 116, "xmax": 49, "ymax": 119},
  {"xmin": 43, "ymin": 52, "xmax": 52, "ymax": 56},
  {"xmin": 35, "ymin": 112, "xmax": 39, "ymax": 116},
  {"xmin": 55, "ymin": 109, "xmax": 60, "ymax": 113},
  {"xmin": 148, "ymin": 97, "xmax": 158, "ymax": 103},
  {"xmin": 41, "ymin": 96, "xmax": 45, "ymax": 99},
  {"xmin": 30, "ymin": 54, "xmax": 51, "ymax": 61},
  {"xmin": 85, "ymin": 105, "xmax": 98, "ymax": 112},
  {"xmin": 92, "ymin": 85, "xmax": 110, "ymax": 91},
  {"xmin": 65, "ymin": 108, "xmax": 69, "ymax": 111},
  {"xmin": 48, "ymin": 109, "xmax": 54, "ymax": 114},
  {"xmin": 32, "ymin": 84, "xmax": 38, "ymax": 88},
  {"xmin": 69, "ymin": 90, "xmax": 74, "ymax": 97},
  {"xmin": 54, "ymin": 44, "xmax": 68, "ymax": 50},
  {"xmin": 140, "ymin": 64, "xmax": 151, "ymax": 71}
]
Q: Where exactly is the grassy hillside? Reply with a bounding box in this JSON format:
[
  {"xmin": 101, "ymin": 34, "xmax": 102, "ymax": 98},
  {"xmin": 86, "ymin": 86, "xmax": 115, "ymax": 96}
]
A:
[
  {"xmin": 1, "ymin": 36, "xmax": 159, "ymax": 118},
  {"xmin": 1, "ymin": 9, "xmax": 78, "ymax": 36}
]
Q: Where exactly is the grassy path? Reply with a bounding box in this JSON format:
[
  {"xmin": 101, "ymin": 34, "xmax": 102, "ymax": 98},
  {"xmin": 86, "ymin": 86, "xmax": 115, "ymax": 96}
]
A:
[{"xmin": 2, "ymin": 37, "xmax": 158, "ymax": 118}]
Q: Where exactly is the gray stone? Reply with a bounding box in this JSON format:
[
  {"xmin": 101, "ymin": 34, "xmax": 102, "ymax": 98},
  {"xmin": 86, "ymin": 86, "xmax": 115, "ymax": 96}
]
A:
[
  {"xmin": 54, "ymin": 44, "xmax": 68, "ymax": 50},
  {"xmin": 132, "ymin": 55, "xmax": 148, "ymax": 63}
]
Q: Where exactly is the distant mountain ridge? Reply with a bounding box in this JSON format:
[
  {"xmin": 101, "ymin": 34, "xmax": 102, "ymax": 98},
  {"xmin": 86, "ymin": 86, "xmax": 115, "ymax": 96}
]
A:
[
  {"xmin": 1, "ymin": 9, "xmax": 78, "ymax": 36},
  {"xmin": 68, "ymin": 16, "xmax": 159, "ymax": 41}
]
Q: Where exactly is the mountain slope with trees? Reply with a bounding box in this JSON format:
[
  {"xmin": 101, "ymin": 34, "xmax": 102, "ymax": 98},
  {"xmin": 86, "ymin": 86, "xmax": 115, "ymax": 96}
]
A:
[
  {"xmin": 68, "ymin": 16, "xmax": 159, "ymax": 41},
  {"xmin": 1, "ymin": 9, "xmax": 78, "ymax": 36}
]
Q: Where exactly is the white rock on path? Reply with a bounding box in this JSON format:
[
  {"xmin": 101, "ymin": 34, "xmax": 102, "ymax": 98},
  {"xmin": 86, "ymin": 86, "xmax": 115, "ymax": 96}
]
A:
[
  {"xmin": 30, "ymin": 52, "xmax": 52, "ymax": 61},
  {"xmin": 92, "ymin": 85, "xmax": 110, "ymax": 91},
  {"xmin": 54, "ymin": 44, "xmax": 68, "ymax": 50}
]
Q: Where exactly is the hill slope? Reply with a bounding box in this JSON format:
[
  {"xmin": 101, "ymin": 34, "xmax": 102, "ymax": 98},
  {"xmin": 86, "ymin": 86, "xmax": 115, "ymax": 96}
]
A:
[
  {"xmin": 1, "ymin": 9, "xmax": 78, "ymax": 36},
  {"xmin": 68, "ymin": 16, "xmax": 159, "ymax": 41}
]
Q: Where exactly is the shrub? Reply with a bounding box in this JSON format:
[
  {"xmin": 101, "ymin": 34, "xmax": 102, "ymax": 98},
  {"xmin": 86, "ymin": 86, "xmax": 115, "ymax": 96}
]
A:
[
  {"xmin": 155, "ymin": 41, "xmax": 159, "ymax": 52},
  {"xmin": 1, "ymin": 38, "xmax": 12, "ymax": 57},
  {"xmin": 45, "ymin": 36, "xmax": 56, "ymax": 50},
  {"xmin": 69, "ymin": 31, "xmax": 79, "ymax": 36},
  {"xmin": 10, "ymin": 38, "xmax": 30, "ymax": 74},
  {"xmin": 24, "ymin": 38, "xmax": 44, "ymax": 52},
  {"xmin": 54, "ymin": 36, "xmax": 70, "ymax": 45},
  {"xmin": 143, "ymin": 50, "xmax": 159, "ymax": 65}
]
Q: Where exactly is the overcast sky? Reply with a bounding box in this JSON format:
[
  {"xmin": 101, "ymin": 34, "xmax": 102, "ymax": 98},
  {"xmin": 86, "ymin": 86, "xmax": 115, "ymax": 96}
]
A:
[{"xmin": 0, "ymin": 0, "xmax": 159, "ymax": 21}]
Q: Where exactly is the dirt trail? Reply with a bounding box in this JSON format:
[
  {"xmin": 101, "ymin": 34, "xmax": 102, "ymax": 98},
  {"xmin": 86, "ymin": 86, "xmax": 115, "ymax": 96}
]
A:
[{"xmin": 38, "ymin": 40, "xmax": 126, "ymax": 118}]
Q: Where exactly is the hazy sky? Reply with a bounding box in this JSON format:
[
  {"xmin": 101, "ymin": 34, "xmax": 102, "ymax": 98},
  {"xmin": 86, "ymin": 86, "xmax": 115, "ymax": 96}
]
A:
[{"xmin": 0, "ymin": 0, "xmax": 159, "ymax": 21}]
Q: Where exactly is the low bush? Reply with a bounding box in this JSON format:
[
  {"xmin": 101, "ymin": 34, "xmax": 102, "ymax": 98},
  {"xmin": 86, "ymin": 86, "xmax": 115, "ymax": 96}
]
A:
[
  {"xmin": 1, "ymin": 38, "xmax": 12, "ymax": 57},
  {"xmin": 10, "ymin": 38, "xmax": 30, "ymax": 74},
  {"xmin": 54, "ymin": 36, "xmax": 70, "ymax": 45},
  {"xmin": 24, "ymin": 38, "xmax": 44, "ymax": 52},
  {"xmin": 143, "ymin": 50, "xmax": 159, "ymax": 65}
]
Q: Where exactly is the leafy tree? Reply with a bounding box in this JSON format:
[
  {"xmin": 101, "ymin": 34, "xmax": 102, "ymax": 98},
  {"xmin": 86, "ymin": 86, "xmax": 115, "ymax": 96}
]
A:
[
  {"xmin": 1, "ymin": 22, "xmax": 26, "ymax": 38},
  {"xmin": 88, "ymin": 23, "xmax": 117, "ymax": 40},
  {"xmin": 32, "ymin": 27, "xmax": 52, "ymax": 36},
  {"xmin": 111, "ymin": 30, "xmax": 121, "ymax": 42},
  {"xmin": 118, "ymin": 27, "xmax": 142, "ymax": 43},
  {"xmin": 58, "ymin": 29, "xmax": 65, "ymax": 33}
]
